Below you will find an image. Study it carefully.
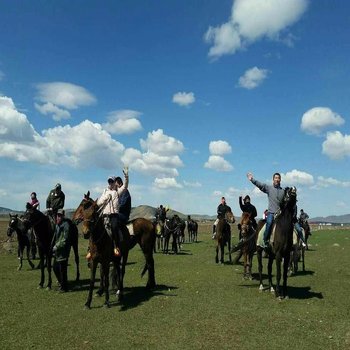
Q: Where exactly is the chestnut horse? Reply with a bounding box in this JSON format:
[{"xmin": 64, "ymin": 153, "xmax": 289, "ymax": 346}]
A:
[
  {"xmin": 215, "ymin": 208, "xmax": 235, "ymax": 264},
  {"xmin": 72, "ymin": 192, "xmax": 156, "ymax": 309},
  {"xmin": 256, "ymin": 186, "xmax": 297, "ymax": 299}
]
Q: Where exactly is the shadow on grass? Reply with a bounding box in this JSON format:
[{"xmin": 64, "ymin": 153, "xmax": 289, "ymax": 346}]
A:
[
  {"xmin": 116, "ymin": 284, "xmax": 178, "ymax": 311},
  {"xmin": 287, "ymin": 286, "xmax": 323, "ymax": 299}
]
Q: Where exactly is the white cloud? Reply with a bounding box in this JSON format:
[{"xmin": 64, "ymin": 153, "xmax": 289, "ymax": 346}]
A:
[
  {"xmin": 204, "ymin": 155, "xmax": 233, "ymax": 172},
  {"xmin": 316, "ymin": 176, "xmax": 350, "ymax": 188},
  {"xmin": 204, "ymin": 0, "xmax": 308, "ymax": 59},
  {"xmin": 154, "ymin": 177, "xmax": 183, "ymax": 189},
  {"xmin": 183, "ymin": 180, "xmax": 202, "ymax": 188},
  {"xmin": 172, "ymin": 92, "xmax": 195, "ymax": 106},
  {"xmin": 102, "ymin": 110, "xmax": 142, "ymax": 135},
  {"xmin": 0, "ymin": 96, "xmax": 38, "ymax": 142},
  {"xmin": 35, "ymin": 82, "xmax": 96, "ymax": 121},
  {"xmin": 322, "ymin": 131, "xmax": 350, "ymax": 160},
  {"xmin": 209, "ymin": 140, "xmax": 232, "ymax": 155},
  {"xmin": 34, "ymin": 102, "xmax": 71, "ymax": 121},
  {"xmin": 140, "ymin": 129, "xmax": 184, "ymax": 156},
  {"xmin": 281, "ymin": 169, "xmax": 314, "ymax": 186},
  {"xmin": 238, "ymin": 67, "xmax": 269, "ymax": 89},
  {"xmin": 301, "ymin": 107, "xmax": 345, "ymax": 135}
]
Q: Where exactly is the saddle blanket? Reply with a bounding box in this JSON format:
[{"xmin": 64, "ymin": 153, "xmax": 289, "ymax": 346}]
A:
[
  {"xmin": 126, "ymin": 222, "xmax": 135, "ymax": 236},
  {"xmin": 257, "ymin": 224, "xmax": 304, "ymax": 247}
]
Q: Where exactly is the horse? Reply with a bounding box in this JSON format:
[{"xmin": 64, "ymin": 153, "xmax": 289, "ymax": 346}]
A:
[
  {"xmin": 187, "ymin": 216, "xmax": 198, "ymax": 243},
  {"xmin": 7, "ymin": 214, "xmax": 35, "ymax": 271},
  {"xmin": 72, "ymin": 192, "xmax": 156, "ymax": 309},
  {"xmin": 23, "ymin": 206, "xmax": 54, "ymax": 289},
  {"xmin": 256, "ymin": 186, "xmax": 297, "ymax": 299},
  {"xmin": 154, "ymin": 217, "xmax": 165, "ymax": 253},
  {"xmin": 24, "ymin": 204, "xmax": 80, "ymax": 289},
  {"xmin": 163, "ymin": 215, "xmax": 183, "ymax": 254},
  {"xmin": 215, "ymin": 208, "xmax": 235, "ymax": 264},
  {"xmin": 299, "ymin": 218, "xmax": 311, "ymax": 250},
  {"xmin": 237, "ymin": 212, "xmax": 256, "ymax": 279}
]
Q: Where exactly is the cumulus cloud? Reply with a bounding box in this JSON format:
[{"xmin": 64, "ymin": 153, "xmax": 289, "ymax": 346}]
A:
[
  {"xmin": 204, "ymin": 155, "xmax": 233, "ymax": 172},
  {"xmin": 172, "ymin": 92, "xmax": 195, "ymax": 107},
  {"xmin": 122, "ymin": 129, "xmax": 185, "ymax": 178},
  {"xmin": 0, "ymin": 96, "xmax": 38, "ymax": 142},
  {"xmin": 301, "ymin": 107, "xmax": 345, "ymax": 135},
  {"xmin": 205, "ymin": 140, "xmax": 233, "ymax": 171},
  {"xmin": 238, "ymin": 67, "xmax": 269, "ymax": 89},
  {"xmin": 316, "ymin": 176, "xmax": 350, "ymax": 188},
  {"xmin": 281, "ymin": 169, "xmax": 314, "ymax": 186},
  {"xmin": 322, "ymin": 131, "xmax": 350, "ymax": 160},
  {"xmin": 154, "ymin": 177, "xmax": 183, "ymax": 189},
  {"xmin": 102, "ymin": 110, "xmax": 142, "ymax": 135},
  {"xmin": 209, "ymin": 140, "xmax": 232, "ymax": 155},
  {"xmin": 204, "ymin": 0, "xmax": 308, "ymax": 59},
  {"xmin": 35, "ymin": 82, "xmax": 96, "ymax": 121}
]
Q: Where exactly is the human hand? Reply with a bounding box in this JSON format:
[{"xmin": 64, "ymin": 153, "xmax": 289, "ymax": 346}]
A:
[
  {"xmin": 247, "ymin": 172, "xmax": 253, "ymax": 181},
  {"xmin": 123, "ymin": 166, "xmax": 129, "ymax": 176}
]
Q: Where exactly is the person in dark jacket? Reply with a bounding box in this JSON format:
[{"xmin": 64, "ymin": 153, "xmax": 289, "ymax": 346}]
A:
[
  {"xmin": 239, "ymin": 195, "xmax": 257, "ymax": 230},
  {"xmin": 115, "ymin": 176, "xmax": 131, "ymax": 224},
  {"xmin": 52, "ymin": 209, "xmax": 71, "ymax": 292},
  {"xmin": 46, "ymin": 183, "xmax": 65, "ymax": 217},
  {"xmin": 212, "ymin": 197, "xmax": 231, "ymax": 239}
]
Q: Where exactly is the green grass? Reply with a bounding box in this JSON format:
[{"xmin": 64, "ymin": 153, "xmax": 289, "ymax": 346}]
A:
[{"xmin": 0, "ymin": 223, "xmax": 349, "ymax": 349}]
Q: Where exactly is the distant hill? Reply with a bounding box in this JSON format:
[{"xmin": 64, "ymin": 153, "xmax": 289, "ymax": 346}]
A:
[{"xmin": 310, "ymin": 214, "xmax": 350, "ymax": 224}]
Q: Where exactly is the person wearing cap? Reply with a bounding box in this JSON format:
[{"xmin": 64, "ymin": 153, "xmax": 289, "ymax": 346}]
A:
[
  {"xmin": 95, "ymin": 167, "xmax": 129, "ymax": 258},
  {"xmin": 212, "ymin": 197, "xmax": 231, "ymax": 239},
  {"xmin": 52, "ymin": 209, "xmax": 71, "ymax": 292},
  {"xmin": 46, "ymin": 183, "xmax": 65, "ymax": 217}
]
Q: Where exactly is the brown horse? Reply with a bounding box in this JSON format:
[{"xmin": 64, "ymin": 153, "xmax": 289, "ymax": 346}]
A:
[
  {"xmin": 299, "ymin": 218, "xmax": 311, "ymax": 250},
  {"xmin": 256, "ymin": 187, "xmax": 297, "ymax": 299},
  {"xmin": 289, "ymin": 229, "xmax": 305, "ymax": 275},
  {"xmin": 72, "ymin": 192, "xmax": 156, "ymax": 309},
  {"xmin": 215, "ymin": 208, "xmax": 235, "ymax": 264},
  {"xmin": 238, "ymin": 212, "xmax": 257, "ymax": 279}
]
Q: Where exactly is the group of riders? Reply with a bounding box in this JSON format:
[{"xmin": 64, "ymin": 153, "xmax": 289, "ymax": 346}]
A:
[{"xmin": 212, "ymin": 172, "xmax": 311, "ymax": 252}]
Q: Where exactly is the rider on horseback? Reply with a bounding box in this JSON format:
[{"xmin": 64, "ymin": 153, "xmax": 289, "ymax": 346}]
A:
[
  {"xmin": 212, "ymin": 197, "xmax": 231, "ymax": 239},
  {"xmin": 46, "ymin": 183, "xmax": 65, "ymax": 218},
  {"xmin": 96, "ymin": 167, "xmax": 129, "ymax": 258}
]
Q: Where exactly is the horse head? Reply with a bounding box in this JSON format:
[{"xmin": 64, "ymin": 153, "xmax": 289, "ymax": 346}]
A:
[
  {"xmin": 280, "ymin": 186, "xmax": 297, "ymax": 212},
  {"xmin": 7, "ymin": 213, "xmax": 18, "ymax": 237},
  {"xmin": 72, "ymin": 191, "xmax": 98, "ymax": 239},
  {"xmin": 225, "ymin": 207, "xmax": 235, "ymax": 224},
  {"xmin": 239, "ymin": 212, "xmax": 252, "ymax": 238}
]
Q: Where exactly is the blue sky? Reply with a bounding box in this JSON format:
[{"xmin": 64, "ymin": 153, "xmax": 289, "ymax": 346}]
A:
[{"xmin": 0, "ymin": 0, "xmax": 349, "ymax": 217}]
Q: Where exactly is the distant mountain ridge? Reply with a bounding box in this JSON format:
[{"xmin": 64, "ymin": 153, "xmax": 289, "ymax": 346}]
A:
[{"xmin": 1, "ymin": 206, "xmax": 349, "ymax": 223}]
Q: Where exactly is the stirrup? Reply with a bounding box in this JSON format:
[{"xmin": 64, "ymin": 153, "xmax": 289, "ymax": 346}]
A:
[
  {"xmin": 86, "ymin": 252, "xmax": 92, "ymax": 260},
  {"xmin": 114, "ymin": 247, "xmax": 121, "ymax": 257}
]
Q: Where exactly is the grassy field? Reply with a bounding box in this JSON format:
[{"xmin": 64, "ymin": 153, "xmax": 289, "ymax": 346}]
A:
[{"xmin": 0, "ymin": 219, "xmax": 349, "ymax": 350}]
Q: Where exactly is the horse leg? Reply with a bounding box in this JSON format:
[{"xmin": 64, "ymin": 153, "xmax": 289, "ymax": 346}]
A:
[
  {"xmin": 228, "ymin": 235, "xmax": 232, "ymax": 263},
  {"xmin": 26, "ymin": 244, "xmax": 35, "ymax": 269},
  {"xmin": 72, "ymin": 239, "xmax": 80, "ymax": 282},
  {"xmin": 267, "ymin": 256, "xmax": 274, "ymax": 293},
  {"xmin": 102, "ymin": 262, "xmax": 110, "ymax": 308},
  {"xmin": 243, "ymin": 252, "xmax": 247, "ymax": 278},
  {"xmin": 257, "ymin": 248, "xmax": 264, "ymax": 290},
  {"xmin": 95, "ymin": 266, "xmax": 104, "ymax": 297},
  {"xmin": 46, "ymin": 254, "xmax": 52, "ymax": 290},
  {"xmin": 282, "ymin": 253, "xmax": 290, "ymax": 299},
  {"xmin": 302, "ymin": 247, "xmax": 305, "ymax": 272},
  {"xmin": 275, "ymin": 255, "xmax": 282, "ymax": 298},
  {"xmin": 215, "ymin": 244, "xmax": 219, "ymax": 264},
  {"xmin": 220, "ymin": 241, "xmax": 224, "ymax": 264},
  {"xmin": 17, "ymin": 245, "xmax": 23, "ymax": 271},
  {"xmin": 85, "ymin": 260, "xmax": 98, "ymax": 309},
  {"xmin": 38, "ymin": 251, "xmax": 45, "ymax": 289}
]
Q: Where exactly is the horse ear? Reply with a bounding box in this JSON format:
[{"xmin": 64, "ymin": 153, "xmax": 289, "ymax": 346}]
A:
[{"xmin": 87, "ymin": 191, "xmax": 90, "ymax": 198}]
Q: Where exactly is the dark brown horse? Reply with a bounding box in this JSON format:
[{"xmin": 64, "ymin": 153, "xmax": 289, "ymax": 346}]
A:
[
  {"xmin": 215, "ymin": 208, "xmax": 235, "ymax": 264},
  {"xmin": 256, "ymin": 186, "xmax": 297, "ymax": 299},
  {"xmin": 187, "ymin": 216, "xmax": 198, "ymax": 243},
  {"xmin": 163, "ymin": 215, "xmax": 182, "ymax": 254},
  {"xmin": 289, "ymin": 229, "xmax": 305, "ymax": 275},
  {"xmin": 72, "ymin": 192, "xmax": 156, "ymax": 309},
  {"xmin": 23, "ymin": 205, "xmax": 54, "ymax": 289},
  {"xmin": 299, "ymin": 218, "xmax": 311, "ymax": 250},
  {"xmin": 7, "ymin": 214, "xmax": 35, "ymax": 271}
]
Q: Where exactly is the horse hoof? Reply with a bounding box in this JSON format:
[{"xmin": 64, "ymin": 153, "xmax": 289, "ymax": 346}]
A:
[
  {"xmin": 259, "ymin": 284, "xmax": 264, "ymax": 291},
  {"xmin": 84, "ymin": 304, "xmax": 91, "ymax": 310},
  {"xmin": 270, "ymin": 287, "xmax": 275, "ymax": 293},
  {"xmin": 104, "ymin": 303, "xmax": 110, "ymax": 308},
  {"xmin": 46, "ymin": 286, "xmax": 51, "ymax": 291},
  {"xmin": 37, "ymin": 285, "xmax": 44, "ymax": 289}
]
